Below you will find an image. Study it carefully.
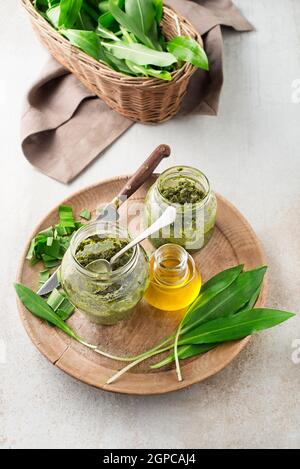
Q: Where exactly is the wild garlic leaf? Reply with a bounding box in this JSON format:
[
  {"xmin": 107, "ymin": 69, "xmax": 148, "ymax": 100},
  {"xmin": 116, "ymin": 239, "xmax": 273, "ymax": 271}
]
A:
[
  {"xmin": 96, "ymin": 23, "xmax": 121, "ymax": 41},
  {"xmin": 46, "ymin": 5, "xmax": 60, "ymax": 28},
  {"xmin": 152, "ymin": 0, "xmax": 163, "ymax": 22},
  {"xmin": 59, "ymin": 0, "xmax": 83, "ymax": 28},
  {"xmin": 201, "ymin": 265, "xmax": 244, "ymax": 294},
  {"xmin": 180, "ymin": 309, "xmax": 295, "ymax": 345},
  {"xmin": 173, "ymin": 265, "xmax": 245, "ymax": 379},
  {"xmin": 182, "ymin": 267, "xmax": 267, "ymax": 333},
  {"xmin": 98, "ymin": 0, "xmax": 124, "ymax": 29},
  {"xmin": 167, "ymin": 36, "xmax": 209, "ymax": 70},
  {"xmin": 147, "ymin": 20, "xmax": 163, "ymax": 51},
  {"xmin": 98, "ymin": 11, "xmax": 116, "ymax": 29},
  {"xmin": 62, "ymin": 29, "xmax": 101, "ymax": 60},
  {"xmin": 236, "ymin": 284, "xmax": 262, "ymax": 314},
  {"xmin": 151, "ymin": 343, "xmax": 216, "ymax": 369},
  {"xmin": 81, "ymin": 0, "xmax": 99, "ymax": 21},
  {"xmin": 108, "ymin": 0, "xmax": 155, "ymax": 49},
  {"xmin": 182, "ymin": 265, "xmax": 245, "ymax": 329},
  {"xmin": 158, "ymin": 306, "xmax": 294, "ymax": 369},
  {"xmin": 102, "ymin": 41, "xmax": 177, "ymax": 66},
  {"xmin": 99, "ymin": 1, "xmax": 110, "ymax": 13},
  {"xmin": 126, "ymin": 60, "xmax": 172, "ymax": 81},
  {"xmin": 105, "ymin": 52, "xmax": 136, "ymax": 75},
  {"xmin": 168, "ymin": 265, "xmax": 245, "ymax": 372},
  {"xmin": 14, "ymin": 284, "xmax": 79, "ymax": 340},
  {"xmin": 63, "ymin": 29, "xmax": 115, "ymax": 69},
  {"xmin": 77, "ymin": 9, "xmax": 97, "ymax": 30},
  {"xmin": 125, "ymin": 0, "xmax": 156, "ymax": 35},
  {"xmin": 34, "ymin": 0, "xmax": 48, "ymax": 13}
]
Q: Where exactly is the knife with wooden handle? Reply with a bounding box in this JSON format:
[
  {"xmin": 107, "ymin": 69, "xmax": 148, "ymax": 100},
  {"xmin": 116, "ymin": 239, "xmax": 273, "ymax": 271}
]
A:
[{"xmin": 37, "ymin": 144, "xmax": 171, "ymax": 296}]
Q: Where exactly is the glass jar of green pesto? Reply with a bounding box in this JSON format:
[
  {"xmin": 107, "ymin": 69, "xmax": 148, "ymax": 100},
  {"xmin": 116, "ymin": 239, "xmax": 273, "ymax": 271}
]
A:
[
  {"xmin": 60, "ymin": 222, "xmax": 149, "ymax": 325},
  {"xmin": 144, "ymin": 166, "xmax": 217, "ymax": 251}
]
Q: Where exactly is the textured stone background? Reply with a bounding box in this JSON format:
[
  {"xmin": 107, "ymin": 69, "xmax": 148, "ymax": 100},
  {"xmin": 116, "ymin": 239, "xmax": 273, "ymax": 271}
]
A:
[{"xmin": 1, "ymin": 0, "xmax": 300, "ymax": 449}]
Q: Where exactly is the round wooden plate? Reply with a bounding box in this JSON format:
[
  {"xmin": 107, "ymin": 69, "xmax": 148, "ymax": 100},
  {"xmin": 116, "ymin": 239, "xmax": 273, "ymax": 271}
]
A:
[{"xmin": 16, "ymin": 175, "xmax": 267, "ymax": 395}]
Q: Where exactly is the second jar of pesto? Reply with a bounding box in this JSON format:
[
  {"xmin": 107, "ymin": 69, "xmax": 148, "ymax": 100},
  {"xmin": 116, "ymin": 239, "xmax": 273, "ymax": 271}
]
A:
[{"xmin": 144, "ymin": 166, "xmax": 217, "ymax": 251}]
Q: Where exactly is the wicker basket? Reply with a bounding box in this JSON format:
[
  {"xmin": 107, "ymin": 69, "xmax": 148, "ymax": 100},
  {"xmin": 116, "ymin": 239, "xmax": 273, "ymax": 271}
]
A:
[{"xmin": 22, "ymin": 1, "xmax": 203, "ymax": 123}]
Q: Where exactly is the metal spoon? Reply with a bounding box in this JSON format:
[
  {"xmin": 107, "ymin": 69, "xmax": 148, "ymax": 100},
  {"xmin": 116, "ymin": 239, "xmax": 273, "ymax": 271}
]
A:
[{"xmin": 86, "ymin": 206, "xmax": 177, "ymax": 274}]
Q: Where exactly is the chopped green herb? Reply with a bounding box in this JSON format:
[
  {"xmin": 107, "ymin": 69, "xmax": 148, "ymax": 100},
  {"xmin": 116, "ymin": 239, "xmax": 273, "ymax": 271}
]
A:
[
  {"xmin": 26, "ymin": 204, "xmax": 85, "ymax": 272},
  {"xmin": 47, "ymin": 288, "xmax": 67, "ymax": 311},
  {"xmin": 80, "ymin": 208, "xmax": 92, "ymax": 220},
  {"xmin": 39, "ymin": 270, "xmax": 50, "ymax": 286},
  {"xmin": 47, "ymin": 288, "xmax": 75, "ymax": 320},
  {"xmin": 59, "ymin": 204, "xmax": 76, "ymax": 228},
  {"xmin": 26, "ymin": 239, "xmax": 35, "ymax": 261},
  {"xmin": 46, "ymin": 237, "xmax": 54, "ymax": 247},
  {"xmin": 44, "ymin": 238, "xmax": 61, "ymax": 258},
  {"xmin": 56, "ymin": 308, "xmax": 74, "ymax": 321},
  {"xmin": 41, "ymin": 254, "xmax": 60, "ymax": 269}
]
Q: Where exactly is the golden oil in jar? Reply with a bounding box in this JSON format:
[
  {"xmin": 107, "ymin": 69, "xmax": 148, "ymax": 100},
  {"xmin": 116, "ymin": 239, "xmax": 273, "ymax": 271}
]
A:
[{"xmin": 143, "ymin": 244, "xmax": 201, "ymax": 311}]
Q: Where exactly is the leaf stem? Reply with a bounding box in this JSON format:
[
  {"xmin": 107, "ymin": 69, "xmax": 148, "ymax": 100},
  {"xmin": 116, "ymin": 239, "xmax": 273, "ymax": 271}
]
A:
[
  {"xmin": 174, "ymin": 322, "xmax": 183, "ymax": 382},
  {"xmin": 106, "ymin": 344, "xmax": 174, "ymax": 385},
  {"xmin": 96, "ymin": 334, "xmax": 175, "ymax": 362},
  {"xmin": 78, "ymin": 339, "xmax": 135, "ymax": 361}
]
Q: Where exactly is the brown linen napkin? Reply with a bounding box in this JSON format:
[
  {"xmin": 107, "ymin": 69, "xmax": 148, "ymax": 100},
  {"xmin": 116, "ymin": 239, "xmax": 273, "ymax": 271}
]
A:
[{"xmin": 21, "ymin": 0, "xmax": 253, "ymax": 183}]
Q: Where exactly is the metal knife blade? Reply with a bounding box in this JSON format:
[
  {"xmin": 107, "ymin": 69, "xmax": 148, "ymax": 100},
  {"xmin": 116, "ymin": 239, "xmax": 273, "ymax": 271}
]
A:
[
  {"xmin": 37, "ymin": 269, "xmax": 61, "ymax": 296},
  {"xmin": 96, "ymin": 201, "xmax": 120, "ymax": 222},
  {"xmin": 37, "ymin": 202, "xmax": 119, "ymax": 296}
]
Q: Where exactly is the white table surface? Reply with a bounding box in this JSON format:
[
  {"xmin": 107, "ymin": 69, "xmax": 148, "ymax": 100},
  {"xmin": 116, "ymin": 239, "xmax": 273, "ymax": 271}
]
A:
[{"xmin": 1, "ymin": 0, "xmax": 300, "ymax": 449}]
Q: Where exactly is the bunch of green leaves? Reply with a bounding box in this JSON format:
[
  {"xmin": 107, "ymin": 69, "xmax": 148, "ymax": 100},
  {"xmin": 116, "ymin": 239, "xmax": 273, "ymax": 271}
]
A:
[
  {"xmin": 34, "ymin": 0, "xmax": 209, "ymax": 81},
  {"xmin": 15, "ymin": 263, "xmax": 296, "ymax": 384},
  {"xmin": 104, "ymin": 265, "xmax": 295, "ymax": 384}
]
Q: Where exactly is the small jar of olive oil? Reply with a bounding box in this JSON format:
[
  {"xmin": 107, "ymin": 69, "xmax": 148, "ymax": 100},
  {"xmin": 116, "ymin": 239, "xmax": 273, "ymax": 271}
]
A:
[{"xmin": 144, "ymin": 244, "xmax": 201, "ymax": 311}]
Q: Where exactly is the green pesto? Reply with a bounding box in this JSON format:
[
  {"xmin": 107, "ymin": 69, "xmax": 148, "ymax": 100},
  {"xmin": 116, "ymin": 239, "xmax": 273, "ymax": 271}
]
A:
[
  {"xmin": 75, "ymin": 235, "xmax": 133, "ymax": 270},
  {"xmin": 144, "ymin": 168, "xmax": 217, "ymax": 252},
  {"xmin": 160, "ymin": 179, "xmax": 205, "ymax": 204},
  {"xmin": 61, "ymin": 233, "xmax": 149, "ymax": 325}
]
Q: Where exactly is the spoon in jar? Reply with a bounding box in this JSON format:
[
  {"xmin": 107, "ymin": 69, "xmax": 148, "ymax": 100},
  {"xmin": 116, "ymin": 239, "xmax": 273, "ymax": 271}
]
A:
[{"xmin": 86, "ymin": 206, "xmax": 177, "ymax": 274}]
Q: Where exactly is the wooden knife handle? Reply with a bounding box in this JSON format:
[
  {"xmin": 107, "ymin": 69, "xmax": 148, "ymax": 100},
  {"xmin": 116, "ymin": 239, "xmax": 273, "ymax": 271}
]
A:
[{"xmin": 116, "ymin": 144, "xmax": 171, "ymax": 203}]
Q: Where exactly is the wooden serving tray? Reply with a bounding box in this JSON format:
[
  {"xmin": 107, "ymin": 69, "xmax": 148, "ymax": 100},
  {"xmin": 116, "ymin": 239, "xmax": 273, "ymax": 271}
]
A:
[{"xmin": 16, "ymin": 175, "xmax": 267, "ymax": 395}]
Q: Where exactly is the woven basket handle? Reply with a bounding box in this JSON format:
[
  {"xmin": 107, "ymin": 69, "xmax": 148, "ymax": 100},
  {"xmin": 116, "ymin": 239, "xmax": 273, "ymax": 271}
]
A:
[{"xmin": 116, "ymin": 144, "xmax": 171, "ymax": 203}]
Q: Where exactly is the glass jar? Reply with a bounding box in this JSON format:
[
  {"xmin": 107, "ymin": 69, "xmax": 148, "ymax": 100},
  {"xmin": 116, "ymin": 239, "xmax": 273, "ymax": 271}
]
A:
[
  {"xmin": 144, "ymin": 244, "xmax": 202, "ymax": 311},
  {"xmin": 60, "ymin": 222, "xmax": 149, "ymax": 325},
  {"xmin": 144, "ymin": 166, "xmax": 217, "ymax": 251}
]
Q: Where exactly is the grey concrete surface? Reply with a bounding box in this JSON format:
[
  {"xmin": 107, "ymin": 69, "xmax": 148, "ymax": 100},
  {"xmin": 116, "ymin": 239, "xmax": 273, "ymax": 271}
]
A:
[{"xmin": 1, "ymin": 0, "xmax": 300, "ymax": 449}]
